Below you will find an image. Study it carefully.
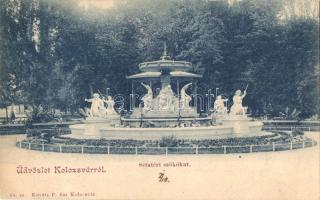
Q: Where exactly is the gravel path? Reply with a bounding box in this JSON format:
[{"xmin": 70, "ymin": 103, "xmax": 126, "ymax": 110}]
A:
[{"xmin": 0, "ymin": 132, "xmax": 319, "ymax": 200}]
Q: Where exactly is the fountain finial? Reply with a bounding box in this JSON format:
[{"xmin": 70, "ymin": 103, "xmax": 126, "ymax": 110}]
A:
[
  {"xmin": 164, "ymin": 42, "xmax": 168, "ymax": 56},
  {"xmin": 160, "ymin": 41, "xmax": 171, "ymax": 60}
]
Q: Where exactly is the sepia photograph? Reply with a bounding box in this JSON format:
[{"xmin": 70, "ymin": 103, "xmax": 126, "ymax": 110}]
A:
[{"xmin": 0, "ymin": 0, "xmax": 319, "ymax": 199}]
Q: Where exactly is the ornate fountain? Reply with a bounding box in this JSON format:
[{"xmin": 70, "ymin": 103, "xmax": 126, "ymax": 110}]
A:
[
  {"xmin": 123, "ymin": 44, "xmax": 207, "ymax": 127},
  {"xmin": 69, "ymin": 45, "xmax": 264, "ymax": 140}
]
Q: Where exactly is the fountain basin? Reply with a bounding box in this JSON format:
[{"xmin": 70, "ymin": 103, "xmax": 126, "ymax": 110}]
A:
[
  {"xmin": 68, "ymin": 120, "xmax": 265, "ymax": 140},
  {"xmin": 121, "ymin": 117, "xmax": 210, "ymax": 128}
]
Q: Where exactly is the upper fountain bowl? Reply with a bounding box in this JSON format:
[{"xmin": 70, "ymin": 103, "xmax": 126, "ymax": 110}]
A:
[{"xmin": 139, "ymin": 58, "xmax": 193, "ymax": 72}]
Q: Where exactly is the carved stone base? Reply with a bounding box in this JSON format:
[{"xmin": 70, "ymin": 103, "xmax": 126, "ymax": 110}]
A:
[
  {"xmin": 222, "ymin": 117, "xmax": 263, "ymax": 136},
  {"xmin": 180, "ymin": 107, "xmax": 198, "ymax": 117},
  {"xmin": 129, "ymin": 107, "xmax": 198, "ymax": 119},
  {"xmin": 84, "ymin": 115, "xmax": 120, "ymax": 127}
]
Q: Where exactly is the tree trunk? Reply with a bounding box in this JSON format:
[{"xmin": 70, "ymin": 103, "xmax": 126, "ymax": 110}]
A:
[{"xmin": 5, "ymin": 106, "xmax": 8, "ymax": 123}]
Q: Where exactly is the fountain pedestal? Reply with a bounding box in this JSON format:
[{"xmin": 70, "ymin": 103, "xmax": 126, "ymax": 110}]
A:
[{"xmin": 222, "ymin": 115, "xmax": 263, "ymax": 136}]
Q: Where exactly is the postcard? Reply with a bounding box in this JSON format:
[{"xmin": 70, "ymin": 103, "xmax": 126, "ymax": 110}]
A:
[{"xmin": 0, "ymin": 0, "xmax": 319, "ymax": 199}]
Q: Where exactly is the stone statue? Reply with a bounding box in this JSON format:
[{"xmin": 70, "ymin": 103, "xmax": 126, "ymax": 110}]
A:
[
  {"xmin": 85, "ymin": 93, "xmax": 106, "ymax": 118},
  {"xmin": 103, "ymin": 96, "xmax": 117, "ymax": 116},
  {"xmin": 84, "ymin": 107, "xmax": 91, "ymax": 117},
  {"xmin": 214, "ymin": 95, "xmax": 228, "ymax": 114},
  {"xmin": 230, "ymin": 89, "xmax": 247, "ymax": 115},
  {"xmin": 141, "ymin": 82, "xmax": 153, "ymax": 112},
  {"xmin": 158, "ymin": 84, "xmax": 175, "ymax": 111},
  {"xmin": 180, "ymin": 83, "xmax": 192, "ymax": 110}
]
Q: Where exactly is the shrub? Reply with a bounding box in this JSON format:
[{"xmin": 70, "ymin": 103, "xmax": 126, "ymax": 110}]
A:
[
  {"xmin": 159, "ymin": 135, "xmax": 178, "ymax": 147},
  {"xmin": 26, "ymin": 129, "xmax": 42, "ymax": 137},
  {"xmin": 26, "ymin": 106, "xmax": 60, "ymax": 123}
]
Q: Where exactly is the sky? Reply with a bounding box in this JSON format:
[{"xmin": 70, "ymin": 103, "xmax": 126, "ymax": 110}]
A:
[
  {"xmin": 78, "ymin": 0, "xmax": 115, "ymax": 10},
  {"xmin": 76, "ymin": 0, "xmax": 318, "ymax": 21}
]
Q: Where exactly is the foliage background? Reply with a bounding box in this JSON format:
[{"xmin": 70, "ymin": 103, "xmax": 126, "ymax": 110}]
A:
[{"xmin": 0, "ymin": 0, "xmax": 319, "ymax": 118}]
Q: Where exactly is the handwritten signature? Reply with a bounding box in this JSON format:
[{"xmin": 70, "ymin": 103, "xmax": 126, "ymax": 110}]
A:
[{"xmin": 158, "ymin": 170, "xmax": 170, "ymax": 183}]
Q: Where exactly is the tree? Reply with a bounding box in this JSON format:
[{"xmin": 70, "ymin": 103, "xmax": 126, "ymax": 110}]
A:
[{"xmin": 0, "ymin": 0, "xmax": 318, "ymax": 119}]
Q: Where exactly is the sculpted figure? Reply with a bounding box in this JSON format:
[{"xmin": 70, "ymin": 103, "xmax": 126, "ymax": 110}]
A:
[
  {"xmin": 214, "ymin": 95, "xmax": 228, "ymax": 114},
  {"xmin": 230, "ymin": 89, "xmax": 247, "ymax": 115},
  {"xmin": 85, "ymin": 93, "xmax": 106, "ymax": 117},
  {"xmin": 103, "ymin": 96, "xmax": 117, "ymax": 116},
  {"xmin": 141, "ymin": 82, "xmax": 153, "ymax": 112},
  {"xmin": 158, "ymin": 85, "xmax": 175, "ymax": 111},
  {"xmin": 180, "ymin": 83, "xmax": 192, "ymax": 110},
  {"xmin": 84, "ymin": 107, "xmax": 91, "ymax": 117},
  {"xmin": 162, "ymin": 85, "xmax": 175, "ymax": 97}
]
